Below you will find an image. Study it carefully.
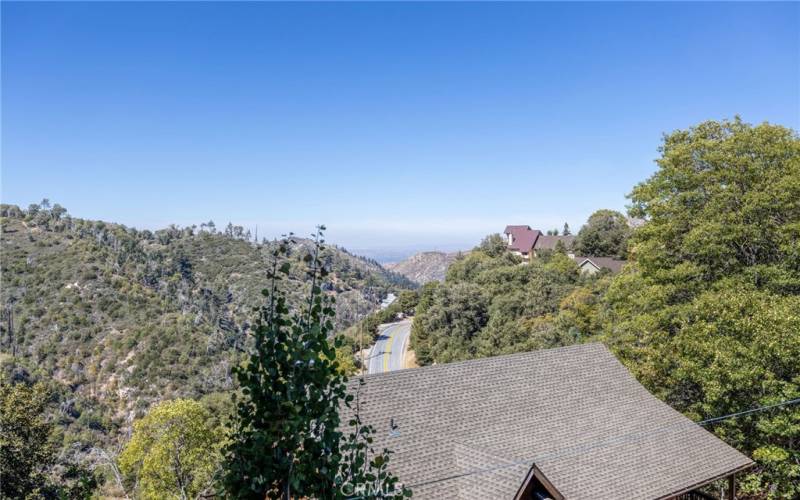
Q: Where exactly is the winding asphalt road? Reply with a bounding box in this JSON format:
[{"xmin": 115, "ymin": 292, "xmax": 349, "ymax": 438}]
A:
[{"xmin": 367, "ymin": 321, "xmax": 412, "ymax": 374}]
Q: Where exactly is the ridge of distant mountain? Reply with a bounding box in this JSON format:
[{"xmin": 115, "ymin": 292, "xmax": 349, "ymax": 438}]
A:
[
  {"xmin": 386, "ymin": 250, "xmax": 464, "ymax": 284},
  {"xmin": 0, "ymin": 203, "xmax": 414, "ymax": 451}
]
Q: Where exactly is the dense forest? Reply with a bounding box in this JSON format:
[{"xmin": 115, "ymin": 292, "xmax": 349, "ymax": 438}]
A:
[
  {"xmin": 410, "ymin": 119, "xmax": 800, "ymax": 498},
  {"xmin": 0, "ymin": 205, "xmax": 413, "ymax": 493}
]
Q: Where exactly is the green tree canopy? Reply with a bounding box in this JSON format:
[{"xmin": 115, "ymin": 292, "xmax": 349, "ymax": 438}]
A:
[
  {"xmin": 412, "ymin": 240, "xmax": 583, "ymax": 365},
  {"xmin": 574, "ymin": 209, "xmax": 630, "ymax": 258},
  {"xmin": 476, "ymin": 233, "xmax": 508, "ymax": 257},
  {"xmin": 605, "ymin": 118, "xmax": 800, "ymax": 497},
  {"xmin": 0, "ymin": 382, "xmax": 56, "ymax": 498},
  {"xmin": 0, "ymin": 379, "xmax": 97, "ymax": 499},
  {"xmin": 412, "ymin": 282, "xmax": 489, "ymax": 364},
  {"xmin": 118, "ymin": 399, "xmax": 222, "ymax": 500},
  {"xmin": 628, "ymin": 118, "xmax": 800, "ymax": 293}
]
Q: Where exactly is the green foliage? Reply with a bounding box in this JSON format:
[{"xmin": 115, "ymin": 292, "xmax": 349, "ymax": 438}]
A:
[
  {"xmin": 476, "ymin": 233, "xmax": 507, "ymax": 257},
  {"xmin": 552, "ymin": 275, "xmax": 612, "ymax": 341},
  {"xmin": 412, "ymin": 243, "xmax": 586, "ymax": 364},
  {"xmin": 573, "ymin": 209, "xmax": 630, "ymax": 258},
  {"xmin": 627, "ymin": 117, "xmax": 800, "ymax": 292},
  {"xmin": 119, "ymin": 399, "xmax": 221, "ymax": 500},
  {"xmin": 53, "ymin": 462, "xmax": 100, "ymax": 500},
  {"xmin": 395, "ymin": 290, "xmax": 419, "ymax": 315},
  {"xmin": 334, "ymin": 341, "xmax": 359, "ymax": 376},
  {"xmin": 604, "ymin": 118, "xmax": 800, "ymax": 498},
  {"xmin": 0, "ymin": 382, "xmax": 56, "ymax": 498},
  {"xmin": 0, "ymin": 204, "xmax": 414, "ymax": 472},
  {"xmin": 412, "ymin": 282, "xmax": 488, "ymax": 364},
  {"xmin": 0, "ymin": 380, "xmax": 99, "ymax": 499},
  {"xmin": 408, "ymin": 282, "xmax": 439, "ymax": 364},
  {"xmin": 220, "ymin": 230, "xmax": 344, "ymax": 498},
  {"xmin": 220, "ymin": 228, "xmax": 408, "ymax": 499},
  {"xmin": 444, "ymin": 248, "xmax": 521, "ymax": 283}
]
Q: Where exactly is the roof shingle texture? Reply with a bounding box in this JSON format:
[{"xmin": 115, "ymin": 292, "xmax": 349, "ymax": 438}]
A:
[
  {"xmin": 573, "ymin": 256, "xmax": 626, "ymax": 273},
  {"xmin": 342, "ymin": 343, "xmax": 752, "ymax": 499},
  {"xmin": 532, "ymin": 234, "xmax": 576, "ymax": 251},
  {"xmin": 504, "ymin": 225, "xmax": 539, "ymax": 253}
]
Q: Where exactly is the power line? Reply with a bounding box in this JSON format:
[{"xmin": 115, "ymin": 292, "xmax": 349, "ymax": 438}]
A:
[
  {"xmin": 698, "ymin": 397, "xmax": 800, "ymax": 425},
  {"xmin": 405, "ymin": 396, "xmax": 800, "ymax": 490}
]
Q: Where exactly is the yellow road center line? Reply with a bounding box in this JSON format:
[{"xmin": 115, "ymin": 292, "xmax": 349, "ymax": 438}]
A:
[{"xmin": 383, "ymin": 326, "xmax": 398, "ymax": 372}]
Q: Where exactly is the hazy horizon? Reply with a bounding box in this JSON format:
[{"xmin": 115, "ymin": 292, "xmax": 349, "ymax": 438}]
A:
[
  {"xmin": 3, "ymin": 2, "xmax": 798, "ymax": 254},
  {"xmin": 0, "ymin": 196, "xmax": 493, "ymax": 261}
]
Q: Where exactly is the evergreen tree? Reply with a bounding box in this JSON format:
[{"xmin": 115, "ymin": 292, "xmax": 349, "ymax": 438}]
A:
[{"xmin": 220, "ymin": 227, "xmax": 408, "ymax": 499}]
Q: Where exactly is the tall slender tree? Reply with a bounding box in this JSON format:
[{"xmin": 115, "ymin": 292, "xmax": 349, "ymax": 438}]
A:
[{"xmin": 220, "ymin": 227, "xmax": 408, "ymax": 499}]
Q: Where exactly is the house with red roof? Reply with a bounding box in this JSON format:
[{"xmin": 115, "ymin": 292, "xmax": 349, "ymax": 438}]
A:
[
  {"xmin": 503, "ymin": 225, "xmax": 626, "ymax": 274},
  {"xmin": 503, "ymin": 225, "xmax": 575, "ymax": 260}
]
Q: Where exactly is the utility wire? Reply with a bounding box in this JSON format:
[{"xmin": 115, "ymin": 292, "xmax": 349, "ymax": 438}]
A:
[
  {"xmin": 405, "ymin": 396, "xmax": 800, "ymax": 490},
  {"xmin": 698, "ymin": 397, "xmax": 800, "ymax": 425}
]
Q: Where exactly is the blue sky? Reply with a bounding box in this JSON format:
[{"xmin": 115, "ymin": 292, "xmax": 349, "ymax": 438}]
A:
[{"xmin": 2, "ymin": 2, "xmax": 798, "ymax": 257}]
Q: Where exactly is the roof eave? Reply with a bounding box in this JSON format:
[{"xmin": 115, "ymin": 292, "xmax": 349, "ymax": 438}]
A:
[{"xmin": 655, "ymin": 461, "xmax": 756, "ymax": 500}]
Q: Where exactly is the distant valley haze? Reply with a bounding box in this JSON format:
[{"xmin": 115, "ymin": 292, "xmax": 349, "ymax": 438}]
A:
[
  {"xmin": 3, "ymin": 2, "xmax": 796, "ymax": 259},
  {"xmin": 0, "ymin": 197, "xmax": 592, "ymax": 261}
]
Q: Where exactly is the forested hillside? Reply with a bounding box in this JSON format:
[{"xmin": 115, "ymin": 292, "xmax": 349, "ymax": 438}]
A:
[
  {"xmin": 386, "ymin": 251, "xmax": 462, "ymax": 284},
  {"xmin": 0, "ymin": 204, "xmax": 413, "ymax": 457},
  {"xmin": 411, "ymin": 119, "xmax": 800, "ymax": 497},
  {"xmin": 410, "ymin": 235, "xmax": 601, "ymax": 363}
]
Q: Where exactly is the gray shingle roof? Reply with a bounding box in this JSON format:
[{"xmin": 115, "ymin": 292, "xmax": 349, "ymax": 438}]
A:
[
  {"xmin": 533, "ymin": 234, "xmax": 576, "ymax": 251},
  {"xmin": 342, "ymin": 343, "xmax": 752, "ymax": 499},
  {"xmin": 573, "ymin": 256, "xmax": 626, "ymax": 273}
]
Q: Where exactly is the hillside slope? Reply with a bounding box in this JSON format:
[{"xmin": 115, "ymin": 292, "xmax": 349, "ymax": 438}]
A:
[
  {"xmin": 0, "ymin": 203, "xmax": 413, "ymax": 448},
  {"xmin": 386, "ymin": 251, "xmax": 462, "ymax": 284}
]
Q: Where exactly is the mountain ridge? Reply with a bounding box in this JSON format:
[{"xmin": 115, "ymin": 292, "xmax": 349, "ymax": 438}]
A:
[
  {"xmin": 386, "ymin": 250, "xmax": 464, "ymax": 284},
  {"xmin": 0, "ymin": 203, "xmax": 414, "ymax": 451}
]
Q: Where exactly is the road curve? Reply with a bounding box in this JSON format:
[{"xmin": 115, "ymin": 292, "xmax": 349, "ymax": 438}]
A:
[{"xmin": 367, "ymin": 321, "xmax": 412, "ymax": 375}]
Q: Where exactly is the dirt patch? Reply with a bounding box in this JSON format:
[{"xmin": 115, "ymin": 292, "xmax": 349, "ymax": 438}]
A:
[{"xmin": 403, "ymin": 348, "xmax": 419, "ymax": 370}]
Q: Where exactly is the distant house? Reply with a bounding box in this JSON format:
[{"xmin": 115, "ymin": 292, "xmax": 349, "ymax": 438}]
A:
[
  {"xmin": 504, "ymin": 225, "xmax": 538, "ymax": 259},
  {"xmin": 503, "ymin": 225, "xmax": 575, "ymax": 260},
  {"xmin": 343, "ymin": 344, "xmax": 752, "ymax": 499},
  {"xmin": 503, "ymin": 225, "xmax": 625, "ymax": 274},
  {"xmin": 532, "ymin": 234, "xmax": 576, "ymax": 253},
  {"xmin": 571, "ymin": 255, "xmax": 626, "ymax": 275}
]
